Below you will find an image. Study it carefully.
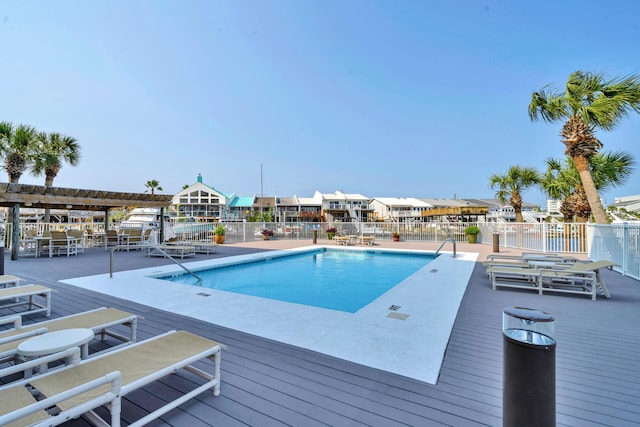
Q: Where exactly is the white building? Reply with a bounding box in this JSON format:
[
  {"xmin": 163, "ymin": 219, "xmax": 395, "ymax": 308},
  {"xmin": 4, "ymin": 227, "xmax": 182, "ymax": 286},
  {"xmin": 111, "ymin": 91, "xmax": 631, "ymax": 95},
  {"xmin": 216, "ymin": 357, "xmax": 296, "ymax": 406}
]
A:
[
  {"xmin": 321, "ymin": 191, "xmax": 372, "ymax": 222},
  {"xmin": 171, "ymin": 174, "xmax": 231, "ymax": 221},
  {"xmin": 370, "ymin": 197, "xmax": 432, "ymax": 222}
]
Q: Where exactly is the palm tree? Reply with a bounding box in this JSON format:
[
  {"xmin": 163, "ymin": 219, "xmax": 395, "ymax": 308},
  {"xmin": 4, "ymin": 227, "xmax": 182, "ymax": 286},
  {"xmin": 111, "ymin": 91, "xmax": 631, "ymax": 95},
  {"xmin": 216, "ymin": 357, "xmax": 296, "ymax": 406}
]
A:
[
  {"xmin": 31, "ymin": 131, "xmax": 81, "ymax": 222},
  {"xmin": 529, "ymin": 71, "xmax": 640, "ymax": 224},
  {"xmin": 541, "ymin": 152, "xmax": 635, "ymax": 222},
  {"xmin": 145, "ymin": 180, "xmax": 163, "ymax": 195},
  {"xmin": 540, "ymin": 158, "xmax": 578, "ymax": 222},
  {"xmin": 489, "ymin": 165, "xmax": 540, "ymax": 222},
  {"xmin": 31, "ymin": 132, "xmax": 81, "ymax": 186},
  {"xmin": 0, "ymin": 121, "xmax": 38, "ymax": 183}
]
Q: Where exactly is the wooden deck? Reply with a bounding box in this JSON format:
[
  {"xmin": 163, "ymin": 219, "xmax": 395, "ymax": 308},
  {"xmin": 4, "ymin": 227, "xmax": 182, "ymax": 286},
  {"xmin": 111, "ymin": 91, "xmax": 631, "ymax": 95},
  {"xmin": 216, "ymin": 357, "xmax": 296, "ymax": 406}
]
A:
[{"xmin": 2, "ymin": 241, "xmax": 640, "ymax": 426}]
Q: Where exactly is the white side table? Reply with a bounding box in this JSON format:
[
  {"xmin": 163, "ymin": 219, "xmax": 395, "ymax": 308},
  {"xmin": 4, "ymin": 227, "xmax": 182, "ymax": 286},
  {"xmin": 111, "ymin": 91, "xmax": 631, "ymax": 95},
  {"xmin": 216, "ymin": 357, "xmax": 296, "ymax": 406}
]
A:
[{"xmin": 17, "ymin": 328, "xmax": 94, "ymax": 374}]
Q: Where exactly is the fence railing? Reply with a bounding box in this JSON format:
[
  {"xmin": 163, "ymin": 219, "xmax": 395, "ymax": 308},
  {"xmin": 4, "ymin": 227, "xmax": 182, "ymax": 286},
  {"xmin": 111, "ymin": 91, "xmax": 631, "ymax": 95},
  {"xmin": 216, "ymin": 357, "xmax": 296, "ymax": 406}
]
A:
[{"xmin": 4, "ymin": 220, "xmax": 639, "ymax": 280}]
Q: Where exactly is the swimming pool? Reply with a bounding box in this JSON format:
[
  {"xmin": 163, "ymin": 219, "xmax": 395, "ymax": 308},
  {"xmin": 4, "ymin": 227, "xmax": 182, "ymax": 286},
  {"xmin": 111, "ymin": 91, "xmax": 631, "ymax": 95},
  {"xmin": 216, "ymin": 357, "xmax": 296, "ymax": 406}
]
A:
[
  {"xmin": 64, "ymin": 245, "xmax": 478, "ymax": 384},
  {"xmin": 160, "ymin": 249, "xmax": 436, "ymax": 313}
]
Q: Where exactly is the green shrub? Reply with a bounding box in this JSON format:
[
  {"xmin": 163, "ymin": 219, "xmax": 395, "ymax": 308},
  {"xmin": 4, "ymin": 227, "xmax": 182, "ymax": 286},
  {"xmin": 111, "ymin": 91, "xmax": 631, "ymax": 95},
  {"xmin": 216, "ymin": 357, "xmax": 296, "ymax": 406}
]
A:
[{"xmin": 464, "ymin": 225, "xmax": 480, "ymax": 235}]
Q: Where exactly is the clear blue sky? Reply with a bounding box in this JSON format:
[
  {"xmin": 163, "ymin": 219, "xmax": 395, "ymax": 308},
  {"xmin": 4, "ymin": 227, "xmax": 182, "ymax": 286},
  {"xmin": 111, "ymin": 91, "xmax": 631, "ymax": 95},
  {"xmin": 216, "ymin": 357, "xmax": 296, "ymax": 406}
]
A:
[{"xmin": 1, "ymin": 1, "xmax": 639, "ymax": 208}]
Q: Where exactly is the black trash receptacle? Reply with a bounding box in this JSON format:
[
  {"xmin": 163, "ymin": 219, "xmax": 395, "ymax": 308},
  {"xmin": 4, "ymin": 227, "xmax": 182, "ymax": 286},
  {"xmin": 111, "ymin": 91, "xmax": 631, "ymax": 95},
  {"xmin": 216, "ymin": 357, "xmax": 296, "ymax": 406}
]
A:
[
  {"xmin": 503, "ymin": 307, "xmax": 556, "ymax": 427},
  {"xmin": 312, "ymin": 230, "xmax": 317, "ymax": 244},
  {"xmin": 493, "ymin": 233, "xmax": 500, "ymax": 252}
]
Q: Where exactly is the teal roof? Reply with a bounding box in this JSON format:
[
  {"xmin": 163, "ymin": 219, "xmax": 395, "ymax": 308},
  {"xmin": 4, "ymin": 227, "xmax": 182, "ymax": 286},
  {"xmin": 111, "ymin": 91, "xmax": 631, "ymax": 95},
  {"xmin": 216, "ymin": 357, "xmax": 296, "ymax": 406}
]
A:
[{"xmin": 229, "ymin": 196, "xmax": 255, "ymax": 208}]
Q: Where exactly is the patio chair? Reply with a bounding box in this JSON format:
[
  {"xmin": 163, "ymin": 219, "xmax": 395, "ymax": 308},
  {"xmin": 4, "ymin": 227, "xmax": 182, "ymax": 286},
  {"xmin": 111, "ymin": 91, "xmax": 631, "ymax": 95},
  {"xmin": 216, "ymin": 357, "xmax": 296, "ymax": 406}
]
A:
[
  {"xmin": 0, "ymin": 307, "xmax": 139, "ymax": 365},
  {"xmin": 105, "ymin": 229, "xmax": 119, "ymax": 250},
  {"xmin": 0, "ymin": 284, "xmax": 51, "ymax": 318},
  {"xmin": 50, "ymin": 231, "xmax": 77, "ymax": 257},
  {"xmin": 142, "ymin": 228, "xmax": 154, "ymax": 244},
  {"xmin": 0, "ymin": 330, "xmax": 222, "ymax": 427},
  {"xmin": 20, "ymin": 229, "xmax": 38, "ymax": 256},
  {"xmin": 66, "ymin": 229, "xmax": 86, "ymax": 253},
  {"xmin": 37, "ymin": 230, "xmax": 52, "ymax": 257},
  {"xmin": 124, "ymin": 228, "xmax": 144, "ymax": 250}
]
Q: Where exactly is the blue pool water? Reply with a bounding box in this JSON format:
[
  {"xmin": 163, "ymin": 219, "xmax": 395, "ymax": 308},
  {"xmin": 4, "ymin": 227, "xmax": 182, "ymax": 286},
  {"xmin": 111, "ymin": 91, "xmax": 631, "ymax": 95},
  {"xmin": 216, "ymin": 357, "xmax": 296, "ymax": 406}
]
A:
[{"xmin": 161, "ymin": 249, "xmax": 435, "ymax": 313}]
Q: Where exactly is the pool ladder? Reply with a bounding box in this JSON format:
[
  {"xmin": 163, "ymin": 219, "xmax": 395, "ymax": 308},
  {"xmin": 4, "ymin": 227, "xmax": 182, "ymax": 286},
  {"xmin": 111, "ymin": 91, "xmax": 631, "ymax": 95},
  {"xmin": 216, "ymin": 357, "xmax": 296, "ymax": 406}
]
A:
[
  {"xmin": 435, "ymin": 237, "xmax": 457, "ymax": 258},
  {"xmin": 109, "ymin": 244, "xmax": 202, "ymax": 284}
]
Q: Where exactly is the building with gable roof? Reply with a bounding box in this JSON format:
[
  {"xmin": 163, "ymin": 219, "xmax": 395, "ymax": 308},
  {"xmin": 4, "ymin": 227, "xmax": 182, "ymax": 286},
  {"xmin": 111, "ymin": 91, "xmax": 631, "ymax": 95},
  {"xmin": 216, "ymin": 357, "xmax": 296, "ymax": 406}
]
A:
[{"xmin": 171, "ymin": 174, "xmax": 231, "ymax": 221}]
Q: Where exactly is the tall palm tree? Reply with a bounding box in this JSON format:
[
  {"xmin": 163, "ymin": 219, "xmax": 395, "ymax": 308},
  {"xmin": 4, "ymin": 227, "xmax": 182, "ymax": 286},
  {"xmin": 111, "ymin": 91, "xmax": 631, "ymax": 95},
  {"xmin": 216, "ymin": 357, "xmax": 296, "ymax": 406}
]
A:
[
  {"xmin": 0, "ymin": 121, "xmax": 38, "ymax": 183},
  {"xmin": 145, "ymin": 180, "xmax": 163, "ymax": 195},
  {"xmin": 541, "ymin": 152, "xmax": 635, "ymax": 222},
  {"xmin": 529, "ymin": 70, "xmax": 640, "ymax": 224},
  {"xmin": 31, "ymin": 131, "xmax": 81, "ymax": 222},
  {"xmin": 489, "ymin": 165, "xmax": 540, "ymax": 222}
]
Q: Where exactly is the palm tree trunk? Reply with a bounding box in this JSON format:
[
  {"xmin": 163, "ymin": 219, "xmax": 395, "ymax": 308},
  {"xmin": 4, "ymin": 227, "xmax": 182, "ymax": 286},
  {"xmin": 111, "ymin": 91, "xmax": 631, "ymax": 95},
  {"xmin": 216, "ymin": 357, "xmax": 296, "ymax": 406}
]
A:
[
  {"xmin": 43, "ymin": 175, "xmax": 55, "ymax": 223},
  {"xmin": 573, "ymin": 155, "xmax": 607, "ymax": 224},
  {"xmin": 515, "ymin": 212, "xmax": 523, "ymax": 222}
]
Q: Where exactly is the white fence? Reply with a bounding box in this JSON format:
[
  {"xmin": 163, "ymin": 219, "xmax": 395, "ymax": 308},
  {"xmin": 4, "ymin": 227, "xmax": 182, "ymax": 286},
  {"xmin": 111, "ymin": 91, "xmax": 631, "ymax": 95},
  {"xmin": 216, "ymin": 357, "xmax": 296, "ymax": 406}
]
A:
[{"xmin": 5, "ymin": 220, "xmax": 639, "ymax": 281}]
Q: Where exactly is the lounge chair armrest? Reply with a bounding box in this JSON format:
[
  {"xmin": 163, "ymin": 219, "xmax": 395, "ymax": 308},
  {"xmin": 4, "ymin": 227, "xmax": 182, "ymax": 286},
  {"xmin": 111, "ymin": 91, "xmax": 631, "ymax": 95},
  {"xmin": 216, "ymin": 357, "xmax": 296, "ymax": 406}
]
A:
[
  {"xmin": 540, "ymin": 269, "xmax": 596, "ymax": 279},
  {"xmin": 0, "ymin": 370, "xmax": 121, "ymax": 426},
  {"xmin": 0, "ymin": 327, "xmax": 48, "ymax": 345},
  {"xmin": 0, "ymin": 315, "xmax": 22, "ymax": 329},
  {"xmin": 0, "ymin": 346, "xmax": 81, "ymax": 383}
]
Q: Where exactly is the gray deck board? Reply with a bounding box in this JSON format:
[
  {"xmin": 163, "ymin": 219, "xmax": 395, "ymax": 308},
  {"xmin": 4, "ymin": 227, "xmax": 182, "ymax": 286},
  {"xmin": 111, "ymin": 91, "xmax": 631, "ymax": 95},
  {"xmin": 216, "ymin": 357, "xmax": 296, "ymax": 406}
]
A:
[{"xmin": 2, "ymin": 245, "xmax": 640, "ymax": 426}]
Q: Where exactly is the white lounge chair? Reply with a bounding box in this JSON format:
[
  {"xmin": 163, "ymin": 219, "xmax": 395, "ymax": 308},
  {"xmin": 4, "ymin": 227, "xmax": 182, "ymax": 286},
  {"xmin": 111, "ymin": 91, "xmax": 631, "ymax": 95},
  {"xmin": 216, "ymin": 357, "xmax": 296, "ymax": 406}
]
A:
[
  {"xmin": 0, "ymin": 351, "xmax": 122, "ymax": 427},
  {"xmin": 0, "ymin": 284, "xmax": 52, "ymax": 318},
  {"xmin": 0, "ymin": 307, "xmax": 139, "ymax": 364},
  {"xmin": 0, "ymin": 275, "xmax": 22, "ymax": 288},
  {"xmin": 489, "ymin": 260, "xmax": 615, "ymax": 300},
  {"xmin": 483, "ymin": 253, "xmax": 577, "ymax": 270},
  {"xmin": 148, "ymin": 244, "xmax": 196, "ymax": 259},
  {"xmin": 188, "ymin": 239, "xmax": 218, "ymax": 254},
  {"xmin": 0, "ymin": 330, "xmax": 222, "ymax": 427}
]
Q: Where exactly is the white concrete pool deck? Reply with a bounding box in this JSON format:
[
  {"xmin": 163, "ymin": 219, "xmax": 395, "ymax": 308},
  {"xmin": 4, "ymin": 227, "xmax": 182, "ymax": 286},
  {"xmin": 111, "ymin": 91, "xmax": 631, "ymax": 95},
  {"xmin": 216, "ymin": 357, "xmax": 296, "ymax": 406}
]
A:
[{"xmin": 63, "ymin": 245, "xmax": 477, "ymax": 384}]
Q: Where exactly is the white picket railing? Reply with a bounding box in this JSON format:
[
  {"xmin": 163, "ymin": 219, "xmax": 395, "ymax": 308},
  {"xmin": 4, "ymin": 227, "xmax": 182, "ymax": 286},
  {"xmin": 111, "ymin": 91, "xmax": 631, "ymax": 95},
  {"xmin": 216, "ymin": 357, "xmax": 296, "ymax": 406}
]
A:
[{"xmin": 4, "ymin": 220, "xmax": 639, "ymax": 281}]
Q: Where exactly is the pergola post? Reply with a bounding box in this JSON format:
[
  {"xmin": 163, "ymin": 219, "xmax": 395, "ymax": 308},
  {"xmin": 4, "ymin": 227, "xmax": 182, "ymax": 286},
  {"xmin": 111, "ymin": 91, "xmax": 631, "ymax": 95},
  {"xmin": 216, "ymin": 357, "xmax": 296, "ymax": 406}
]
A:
[
  {"xmin": 160, "ymin": 207, "xmax": 165, "ymax": 243},
  {"xmin": 11, "ymin": 203, "xmax": 20, "ymax": 261},
  {"xmin": 104, "ymin": 207, "xmax": 110, "ymax": 230}
]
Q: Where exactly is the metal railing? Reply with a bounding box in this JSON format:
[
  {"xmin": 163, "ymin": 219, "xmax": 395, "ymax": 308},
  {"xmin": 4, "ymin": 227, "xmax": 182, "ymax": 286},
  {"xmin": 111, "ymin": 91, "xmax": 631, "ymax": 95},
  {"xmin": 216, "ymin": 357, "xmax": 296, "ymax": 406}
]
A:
[
  {"xmin": 109, "ymin": 243, "xmax": 202, "ymax": 284},
  {"xmin": 435, "ymin": 237, "xmax": 457, "ymax": 258}
]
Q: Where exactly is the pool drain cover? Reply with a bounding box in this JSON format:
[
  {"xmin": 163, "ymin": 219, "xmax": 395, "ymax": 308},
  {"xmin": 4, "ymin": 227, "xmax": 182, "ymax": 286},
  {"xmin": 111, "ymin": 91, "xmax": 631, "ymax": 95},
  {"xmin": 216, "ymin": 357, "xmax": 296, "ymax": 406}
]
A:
[
  {"xmin": 387, "ymin": 312, "xmax": 410, "ymax": 320},
  {"xmin": 388, "ymin": 305, "xmax": 401, "ymax": 311}
]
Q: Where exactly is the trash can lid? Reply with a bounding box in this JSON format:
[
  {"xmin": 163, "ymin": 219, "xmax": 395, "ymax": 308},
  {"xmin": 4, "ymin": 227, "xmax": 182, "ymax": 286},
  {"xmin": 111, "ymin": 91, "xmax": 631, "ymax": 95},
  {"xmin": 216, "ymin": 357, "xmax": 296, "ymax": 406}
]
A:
[{"xmin": 504, "ymin": 307, "xmax": 554, "ymax": 323}]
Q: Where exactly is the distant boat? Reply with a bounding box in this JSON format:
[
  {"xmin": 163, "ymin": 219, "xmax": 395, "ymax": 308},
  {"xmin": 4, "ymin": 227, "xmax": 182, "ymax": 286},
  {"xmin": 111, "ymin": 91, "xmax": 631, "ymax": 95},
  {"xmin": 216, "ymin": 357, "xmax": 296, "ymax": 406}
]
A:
[{"xmin": 120, "ymin": 208, "xmax": 164, "ymax": 229}]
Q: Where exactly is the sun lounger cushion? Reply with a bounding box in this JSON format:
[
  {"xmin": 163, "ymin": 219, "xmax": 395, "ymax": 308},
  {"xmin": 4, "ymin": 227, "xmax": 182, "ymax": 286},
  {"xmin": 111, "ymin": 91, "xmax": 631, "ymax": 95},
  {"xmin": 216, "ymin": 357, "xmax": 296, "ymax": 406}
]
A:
[
  {"xmin": 30, "ymin": 330, "xmax": 221, "ymax": 413},
  {"xmin": 0, "ymin": 307, "xmax": 137, "ymax": 361},
  {"xmin": 0, "ymin": 385, "xmax": 50, "ymax": 427},
  {"xmin": 0, "ymin": 284, "xmax": 51, "ymax": 317}
]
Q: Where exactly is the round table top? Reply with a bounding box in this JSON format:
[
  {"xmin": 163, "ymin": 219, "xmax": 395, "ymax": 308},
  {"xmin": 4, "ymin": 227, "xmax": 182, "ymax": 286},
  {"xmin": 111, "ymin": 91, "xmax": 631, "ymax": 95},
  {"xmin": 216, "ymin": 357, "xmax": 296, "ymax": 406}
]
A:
[{"xmin": 17, "ymin": 328, "xmax": 94, "ymax": 357}]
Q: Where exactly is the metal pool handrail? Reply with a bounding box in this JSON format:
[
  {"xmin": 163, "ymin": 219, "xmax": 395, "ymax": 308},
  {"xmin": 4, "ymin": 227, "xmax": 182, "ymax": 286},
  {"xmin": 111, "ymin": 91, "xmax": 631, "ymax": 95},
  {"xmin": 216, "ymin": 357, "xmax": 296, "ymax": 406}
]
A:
[
  {"xmin": 435, "ymin": 238, "xmax": 457, "ymax": 258},
  {"xmin": 109, "ymin": 244, "xmax": 202, "ymax": 284}
]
